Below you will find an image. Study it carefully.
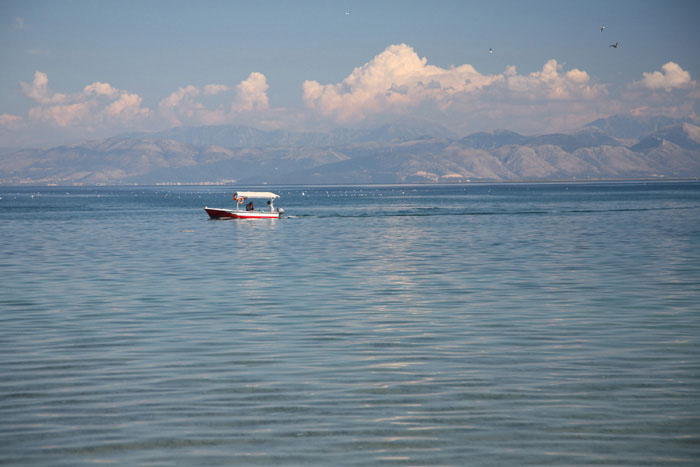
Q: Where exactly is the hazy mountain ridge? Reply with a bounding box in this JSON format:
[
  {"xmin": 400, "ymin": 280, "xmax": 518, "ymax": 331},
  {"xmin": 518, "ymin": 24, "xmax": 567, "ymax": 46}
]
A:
[
  {"xmin": 2, "ymin": 116, "xmax": 699, "ymax": 185},
  {"xmin": 585, "ymin": 115, "xmax": 693, "ymax": 140},
  {"xmin": 129, "ymin": 119, "xmax": 456, "ymax": 148}
]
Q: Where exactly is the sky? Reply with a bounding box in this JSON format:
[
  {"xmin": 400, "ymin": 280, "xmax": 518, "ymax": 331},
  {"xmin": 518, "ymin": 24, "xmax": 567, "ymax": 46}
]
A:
[{"xmin": 1, "ymin": 0, "xmax": 699, "ymax": 148}]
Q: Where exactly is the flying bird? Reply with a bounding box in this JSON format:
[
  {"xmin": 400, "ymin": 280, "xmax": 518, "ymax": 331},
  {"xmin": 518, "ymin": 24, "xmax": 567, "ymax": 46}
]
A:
[
  {"xmin": 600, "ymin": 25, "xmax": 606, "ymax": 32},
  {"xmin": 345, "ymin": 10, "xmax": 351, "ymax": 16},
  {"xmin": 489, "ymin": 47, "xmax": 494, "ymax": 54},
  {"xmin": 609, "ymin": 42, "xmax": 619, "ymax": 48}
]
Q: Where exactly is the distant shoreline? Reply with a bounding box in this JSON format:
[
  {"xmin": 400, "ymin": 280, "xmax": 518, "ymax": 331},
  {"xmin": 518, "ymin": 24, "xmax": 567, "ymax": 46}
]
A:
[{"xmin": 2, "ymin": 178, "xmax": 699, "ymax": 189}]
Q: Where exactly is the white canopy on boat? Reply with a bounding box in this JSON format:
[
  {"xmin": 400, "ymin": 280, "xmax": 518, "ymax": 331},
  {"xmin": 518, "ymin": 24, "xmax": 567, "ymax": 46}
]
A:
[{"xmin": 234, "ymin": 191, "xmax": 280, "ymax": 199}]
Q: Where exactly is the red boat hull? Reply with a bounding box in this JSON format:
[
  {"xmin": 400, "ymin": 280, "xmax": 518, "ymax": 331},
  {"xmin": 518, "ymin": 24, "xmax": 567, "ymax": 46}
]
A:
[{"xmin": 204, "ymin": 207, "xmax": 280, "ymax": 219}]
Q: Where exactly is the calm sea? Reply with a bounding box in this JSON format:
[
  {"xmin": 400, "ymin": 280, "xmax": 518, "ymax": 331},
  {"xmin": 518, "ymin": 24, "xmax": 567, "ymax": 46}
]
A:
[{"xmin": 1, "ymin": 182, "xmax": 699, "ymax": 465}]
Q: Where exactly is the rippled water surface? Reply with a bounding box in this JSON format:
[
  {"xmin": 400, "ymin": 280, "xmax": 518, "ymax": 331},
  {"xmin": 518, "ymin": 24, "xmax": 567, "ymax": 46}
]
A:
[{"xmin": 1, "ymin": 182, "xmax": 700, "ymax": 465}]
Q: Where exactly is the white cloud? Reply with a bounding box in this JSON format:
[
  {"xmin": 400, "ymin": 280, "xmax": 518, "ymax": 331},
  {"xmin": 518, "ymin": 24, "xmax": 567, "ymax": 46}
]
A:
[
  {"xmin": 638, "ymin": 62, "xmax": 694, "ymax": 91},
  {"xmin": 203, "ymin": 84, "xmax": 229, "ymax": 96},
  {"xmin": 503, "ymin": 60, "xmax": 603, "ymax": 100},
  {"xmin": 158, "ymin": 73, "xmax": 270, "ymax": 126},
  {"xmin": 234, "ymin": 72, "xmax": 269, "ymax": 111},
  {"xmin": 617, "ymin": 62, "xmax": 698, "ymax": 120},
  {"xmin": 28, "ymin": 102, "xmax": 92, "ymax": 128},
  {"xmin": 6, "ymin": 49, "xmax": 698, "ymax": 148},
  {"xmin": 158, "ymin": 85, "xmax": 204, "ymax": 126},
  {"xmin": 303, "ymin": 44, "xmax": 503, "ymax": 122},
  {"xmin": 20, "ymin": 71, "xmax": 67, "ymax": 105},
  {"xmin": 302, "ymin": 44, "xmax": 605, "ymax": 126},
  {"xmin": 158, "ymin": 84, "xmax": 231, "ymax": 126},
  {"xmin": 105, "ymin": 92, "xmax": 148, "ymax": 122},
  {"xmin": 20, "ymin": 70, "xmax": 150, "ymax": 129},
  {"xmin": 84, "ymin": 82, "xmax": 119, "ymax": 98},
  {"xmin": 13, "ymin": 70, "xmax": 275, "ymax": 145}
]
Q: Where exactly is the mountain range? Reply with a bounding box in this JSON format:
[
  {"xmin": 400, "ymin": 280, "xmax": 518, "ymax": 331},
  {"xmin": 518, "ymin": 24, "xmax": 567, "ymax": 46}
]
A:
[{"xmin": 1, "ymin": 116, "xmax": 699, "ymax": 185}]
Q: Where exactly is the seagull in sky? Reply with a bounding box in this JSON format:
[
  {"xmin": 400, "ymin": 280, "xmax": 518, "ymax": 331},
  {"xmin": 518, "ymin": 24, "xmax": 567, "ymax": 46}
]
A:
[
  {"xmin": 489, "ymin": 47, "xmax": 494, "ymax": 54},
  {"xmin": 609, "ymin": 41, "xmax": 619, "ymax": 48},
  {"xmin": 600, "ymin": 25, "xmax": 606, "ymax": 32},
  {"xmin": 345, "ymin": 10, "xmax": 351, "ymax": 16}
]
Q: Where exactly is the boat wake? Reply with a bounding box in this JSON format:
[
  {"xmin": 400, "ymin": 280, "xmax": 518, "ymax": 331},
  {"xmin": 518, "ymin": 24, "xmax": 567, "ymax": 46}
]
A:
[{"xmin": 287, "ymin": 205, "xmax": 698, "ymax": 219}]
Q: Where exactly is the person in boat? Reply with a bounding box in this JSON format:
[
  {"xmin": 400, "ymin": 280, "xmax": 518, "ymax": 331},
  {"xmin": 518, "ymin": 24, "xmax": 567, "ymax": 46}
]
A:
[
  {"xmin": 246, "ymin": 201, "xmax": 254, "ymax": 211},
  {"xmin": 267, "ymin": 200, "xmax": 273, "ymax": 212}
]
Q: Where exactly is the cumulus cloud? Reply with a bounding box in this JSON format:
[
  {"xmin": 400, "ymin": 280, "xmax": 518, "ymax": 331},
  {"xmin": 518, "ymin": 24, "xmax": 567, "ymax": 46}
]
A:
[
  {"xmin": 158, "ymin": 84, "xmax": 229, "ymax": 126},
  {"xmin": 20, "ymin": 71, "xmax": 67, "ymax": 105},
  {"xmin": 84, "ymin": 81, "xmax": 119, "ymax": 98},
  {"xmin": 302, "ymin": 46, "xmax": 699, "ymax": 134},
  {"xmin": 234, "ymin": 72, "xmax": 269, "ymax": 111},
  {"xmin": 302, "ymin": 44, "xmax": 605, "ymax": 126},
  {"xmin": 12, "ymin": 70, "xmax": 276, "ymax": 145},
  {"xmin": 20, "ymin": 70, "xmax": 149, "ymax": 129},
  {"xmin": 105, "ymin": 92, "xmax": 148, "ymax": 122},
  {"xmin": 502, "ymin": 60, "xmax": 603, "ymax": 100},
  {"xmin": 158, "ymin": 73, "xmax": 270, "ymax": 126},
  {"xmin": 28, "ymin": 102, "xmax": 92, "ymax": 128},
  {"xmin": 203, "ymin": 84, "xmax": 229, "ymax": 96},
  {"xmin": 303, "ymin": 44, "xmax": 502, "ymax": 122},
  {"xmin": 158, "ymin": 85, "xmax": 210, "ymax": 126},
  {"xmin": 7, "ymin": 49, "xmax": 698, "ymax": 148},
  {"xmin": 638, "ymin": 62, "xmax": 694, "ymax": 91},
  {"xmin": 617, "ymin": 62, "xmax": 699, "ymax": 121}
]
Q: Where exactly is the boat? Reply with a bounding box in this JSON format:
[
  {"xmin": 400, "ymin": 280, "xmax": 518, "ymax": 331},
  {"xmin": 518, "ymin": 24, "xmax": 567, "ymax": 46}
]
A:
[{"xmin": 204, "ymin": 191, "xmax": 285, "ymax": 219}]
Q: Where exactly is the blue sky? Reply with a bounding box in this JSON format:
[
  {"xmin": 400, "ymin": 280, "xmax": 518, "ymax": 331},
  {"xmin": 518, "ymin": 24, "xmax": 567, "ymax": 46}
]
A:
[{"xmin": 1, "ymin": 0, "xmax": 699, "ymax": 147}]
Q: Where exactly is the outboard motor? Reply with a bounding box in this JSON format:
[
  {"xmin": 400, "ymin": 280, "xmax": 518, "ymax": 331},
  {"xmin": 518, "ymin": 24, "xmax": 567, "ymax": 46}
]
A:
[{"xmin": 278, "ymin": 208, "xmax": 285, "ymax": 216}]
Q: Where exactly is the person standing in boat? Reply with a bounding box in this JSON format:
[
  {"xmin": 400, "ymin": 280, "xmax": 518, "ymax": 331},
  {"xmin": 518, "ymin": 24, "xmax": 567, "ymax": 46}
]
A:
[{"xmin": 246, "ymin": 201, "xmax": 254, "ymax": 211}]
